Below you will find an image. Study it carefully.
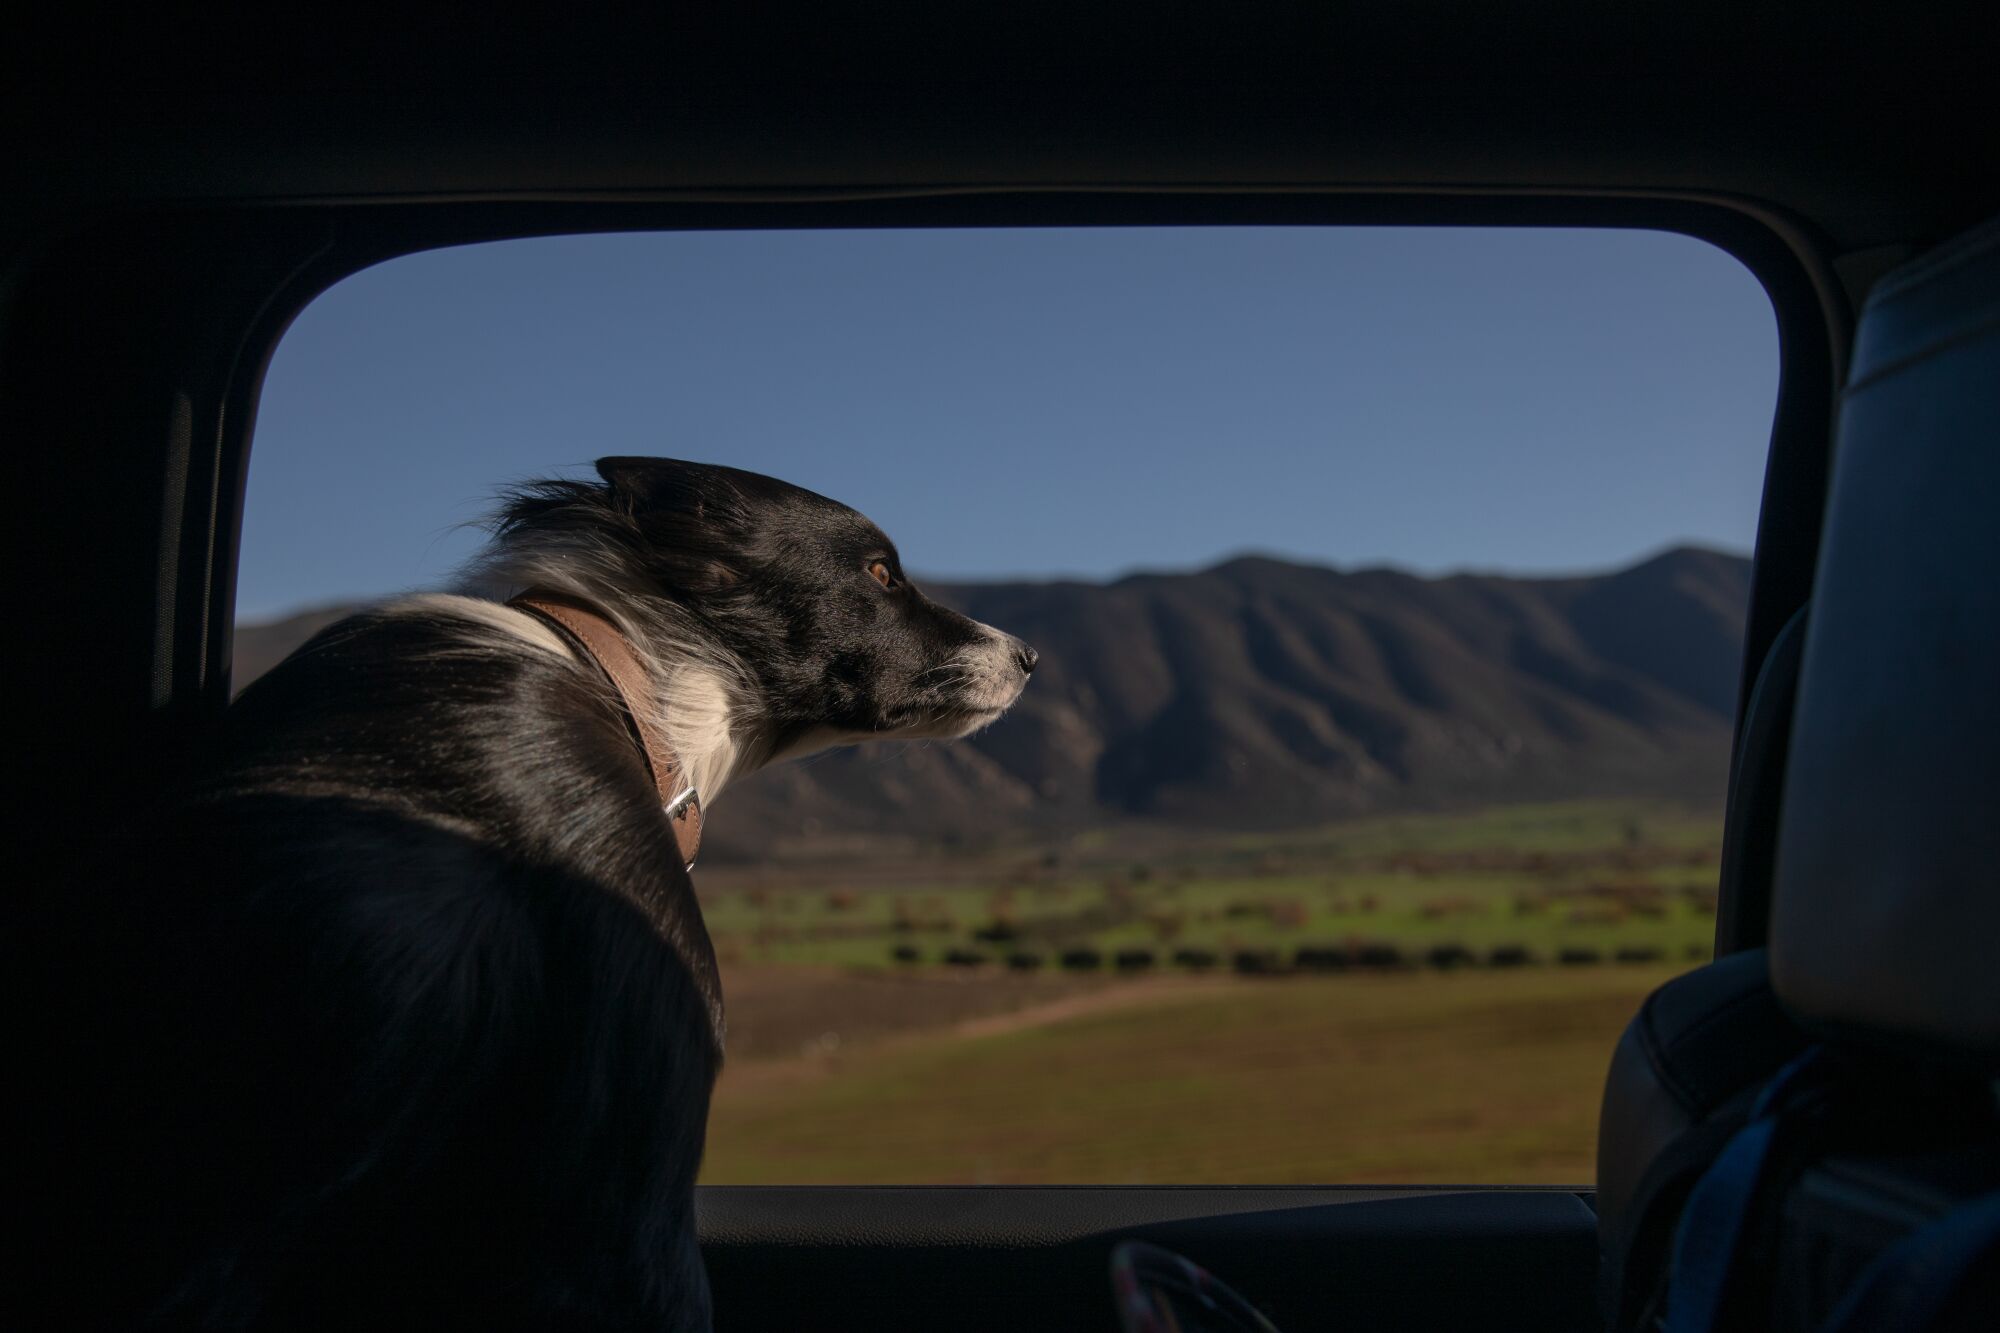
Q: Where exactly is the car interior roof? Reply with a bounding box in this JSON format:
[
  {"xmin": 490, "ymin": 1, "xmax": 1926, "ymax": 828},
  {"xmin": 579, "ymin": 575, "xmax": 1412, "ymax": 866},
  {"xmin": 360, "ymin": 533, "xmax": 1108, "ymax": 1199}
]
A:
[{"xmin": 7, "ymin": 5, "xmax": 1997, "ymax": 253}]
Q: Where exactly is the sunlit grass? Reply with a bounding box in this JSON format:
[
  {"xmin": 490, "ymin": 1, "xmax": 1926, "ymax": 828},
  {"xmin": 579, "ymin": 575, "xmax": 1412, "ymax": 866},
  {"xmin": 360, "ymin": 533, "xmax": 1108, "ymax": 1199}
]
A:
[
  {"xmin": 704, "ymin": 965, "xmax": 1671, "ymax": 1184},
  {"xmin": 696, "ymin": 798, "xmax": 1721, "ymax": 969},
  {"xmin": 696, "ymin": 800, "xmax": 1713, "ymax": 1183}
]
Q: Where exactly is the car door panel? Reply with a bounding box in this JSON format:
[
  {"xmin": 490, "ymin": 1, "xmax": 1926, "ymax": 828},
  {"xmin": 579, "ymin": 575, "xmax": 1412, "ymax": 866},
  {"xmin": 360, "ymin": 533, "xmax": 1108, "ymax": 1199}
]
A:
[{"xmin": 700, "ymin": 1185, "xmax": 1599, "ymax": 1332}]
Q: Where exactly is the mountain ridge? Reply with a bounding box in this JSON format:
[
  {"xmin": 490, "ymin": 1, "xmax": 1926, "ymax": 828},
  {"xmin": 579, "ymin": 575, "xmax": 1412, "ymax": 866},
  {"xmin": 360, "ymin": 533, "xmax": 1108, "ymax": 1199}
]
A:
[{"xmin": 234, "ymin": 545, "xmax": 1749, "ymax": 858}]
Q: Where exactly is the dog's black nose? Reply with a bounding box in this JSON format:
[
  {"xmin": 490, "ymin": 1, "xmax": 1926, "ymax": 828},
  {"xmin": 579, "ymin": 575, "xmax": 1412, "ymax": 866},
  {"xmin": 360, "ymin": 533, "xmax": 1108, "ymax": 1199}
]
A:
[{"xmin": 1015, "ymin": 644, "xmax": 1039, "ymax": 675}]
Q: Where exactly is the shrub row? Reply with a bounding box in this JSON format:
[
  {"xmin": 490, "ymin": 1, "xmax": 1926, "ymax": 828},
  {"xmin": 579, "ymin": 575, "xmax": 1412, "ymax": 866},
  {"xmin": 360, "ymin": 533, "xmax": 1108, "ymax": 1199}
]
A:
[{"xmin": 892, "ymin": 940, "xmax": 1706, "ymax": 971}]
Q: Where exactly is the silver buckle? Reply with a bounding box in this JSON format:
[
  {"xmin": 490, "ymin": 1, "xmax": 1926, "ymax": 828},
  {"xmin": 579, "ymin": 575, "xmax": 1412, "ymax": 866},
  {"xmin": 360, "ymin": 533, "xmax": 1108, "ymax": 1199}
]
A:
[{"xmin": 663, "ymin": 785, "xmax": 700, "ymax": 872}]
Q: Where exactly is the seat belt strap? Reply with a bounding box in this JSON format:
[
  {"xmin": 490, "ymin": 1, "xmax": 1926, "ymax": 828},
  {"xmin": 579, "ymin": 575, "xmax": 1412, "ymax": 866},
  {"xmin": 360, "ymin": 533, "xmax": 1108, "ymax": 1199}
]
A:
[{"xmin": 1663, "ymin": 1046, "xmax": 1832, "ymax": 1332}]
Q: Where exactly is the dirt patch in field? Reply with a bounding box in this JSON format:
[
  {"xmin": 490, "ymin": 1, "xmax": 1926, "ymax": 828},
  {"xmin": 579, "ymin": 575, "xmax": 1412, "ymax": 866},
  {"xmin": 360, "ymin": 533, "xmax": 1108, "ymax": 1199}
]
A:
[
  {"xmin": 947, "ymin": 975, "xmax": 1231, "ymax": 1040},
  {"xmin": 718, "ymin": 963, "xmax": 1116, "ymax": 1063}
]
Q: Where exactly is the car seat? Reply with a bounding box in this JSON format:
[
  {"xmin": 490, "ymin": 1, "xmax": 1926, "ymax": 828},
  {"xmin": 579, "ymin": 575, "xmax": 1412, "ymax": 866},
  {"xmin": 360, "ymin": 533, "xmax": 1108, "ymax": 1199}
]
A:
[{"xmin": 1594, "ymin": 212, "xmax": 2000, "ymax": 1332}]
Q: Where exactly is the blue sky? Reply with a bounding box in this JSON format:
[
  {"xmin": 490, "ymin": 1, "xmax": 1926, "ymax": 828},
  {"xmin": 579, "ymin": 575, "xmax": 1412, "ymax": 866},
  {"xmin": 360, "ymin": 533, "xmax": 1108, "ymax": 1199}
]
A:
[{"xmin": 240, "ymin": 226, "xmax": 1777, "ymax": 621}]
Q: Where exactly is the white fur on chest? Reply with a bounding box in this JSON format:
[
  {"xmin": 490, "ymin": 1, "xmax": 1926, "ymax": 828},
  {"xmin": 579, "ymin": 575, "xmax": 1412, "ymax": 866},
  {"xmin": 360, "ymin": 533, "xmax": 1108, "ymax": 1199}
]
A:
[{"xmin": 641, "ymin": 664, "xmax": 746, "ymax": 804}]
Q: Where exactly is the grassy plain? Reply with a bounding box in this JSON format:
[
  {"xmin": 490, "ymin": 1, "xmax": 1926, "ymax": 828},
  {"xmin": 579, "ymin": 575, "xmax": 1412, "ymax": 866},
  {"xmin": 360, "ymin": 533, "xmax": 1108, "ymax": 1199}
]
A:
[
  {"xmin": 694, "ymin": 799, "xmax": 1718, "ymax": 1185},
  {"xmin": 703, "ymin": 964, "xmax": 1673, "ymax": 1184},
  {"xmin": 695, "ymin": 798, "xmax": 1721, "ymax": 971}
]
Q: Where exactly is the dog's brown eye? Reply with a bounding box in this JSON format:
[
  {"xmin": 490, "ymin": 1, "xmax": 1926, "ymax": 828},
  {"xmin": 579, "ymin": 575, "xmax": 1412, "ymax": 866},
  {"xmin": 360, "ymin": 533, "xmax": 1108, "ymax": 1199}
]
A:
[{"xmin": 867, "ymin": 560, "xmax": 898, "ymax": 590}]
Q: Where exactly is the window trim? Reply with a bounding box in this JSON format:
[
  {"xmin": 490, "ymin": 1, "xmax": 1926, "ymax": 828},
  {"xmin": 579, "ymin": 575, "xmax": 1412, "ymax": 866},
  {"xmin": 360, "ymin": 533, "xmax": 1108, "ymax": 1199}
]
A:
[{"xmin": 151, "ymin": 188, "xmax": 1842, "ymax": 955}]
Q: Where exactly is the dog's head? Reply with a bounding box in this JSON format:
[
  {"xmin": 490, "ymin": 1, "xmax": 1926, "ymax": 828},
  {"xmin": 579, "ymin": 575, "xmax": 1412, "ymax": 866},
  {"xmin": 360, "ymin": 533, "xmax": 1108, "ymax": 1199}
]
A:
[{"xmin": 495, "ymin": 457, "xmax": 1036, "ymax": 757}]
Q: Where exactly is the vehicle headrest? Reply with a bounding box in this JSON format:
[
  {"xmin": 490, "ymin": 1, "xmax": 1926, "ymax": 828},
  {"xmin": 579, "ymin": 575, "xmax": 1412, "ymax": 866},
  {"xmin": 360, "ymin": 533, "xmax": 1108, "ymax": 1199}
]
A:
[{"xmin": 1771, "ymin": 213, "xmax": 2000, "ymax": 1068}]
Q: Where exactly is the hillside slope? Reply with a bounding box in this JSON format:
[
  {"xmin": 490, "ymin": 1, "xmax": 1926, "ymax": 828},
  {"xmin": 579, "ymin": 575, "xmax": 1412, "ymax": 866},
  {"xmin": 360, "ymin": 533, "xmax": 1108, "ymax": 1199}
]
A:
[{"xmin": 235, "ymin": 547, "xmax": 1748, "ymax": 855}]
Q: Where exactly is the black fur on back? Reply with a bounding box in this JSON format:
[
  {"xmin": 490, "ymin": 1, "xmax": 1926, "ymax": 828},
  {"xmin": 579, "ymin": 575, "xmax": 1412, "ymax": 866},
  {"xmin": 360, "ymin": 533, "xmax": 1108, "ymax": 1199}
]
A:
[
  {"xmin": 22, "ymin": 458, "xmax": 1034, "ymax": 1330},
  {"xmin": 42, "ymin": 610, "xmax": 722, "ymax": 1330}
]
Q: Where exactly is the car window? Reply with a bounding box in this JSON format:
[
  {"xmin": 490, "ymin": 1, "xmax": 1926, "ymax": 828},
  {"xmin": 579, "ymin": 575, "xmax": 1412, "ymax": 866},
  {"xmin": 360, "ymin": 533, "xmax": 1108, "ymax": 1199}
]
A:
[{"xmin": 242, "ymin": 226, "xmax": 1777, "ymax": 1184}]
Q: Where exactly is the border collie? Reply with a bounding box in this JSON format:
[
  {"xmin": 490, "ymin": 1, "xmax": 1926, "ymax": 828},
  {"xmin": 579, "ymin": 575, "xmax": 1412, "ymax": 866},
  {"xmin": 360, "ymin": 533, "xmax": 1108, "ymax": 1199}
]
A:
[{"xmin": 59, "ymin": 458, "xmax": 1035, "ymax": 1330}]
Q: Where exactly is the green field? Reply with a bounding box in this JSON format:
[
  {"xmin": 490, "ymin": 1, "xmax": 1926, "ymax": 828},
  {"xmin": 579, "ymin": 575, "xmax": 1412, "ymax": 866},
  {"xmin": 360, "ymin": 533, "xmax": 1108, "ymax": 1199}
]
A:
[
  {"xmin": 695, "ymin": 799, "xmax": 1720, "ymax": 1185},
  {"xmin": 703, "ymin": 964, "xmax": 1674, "ymax": 1184},
  {"xmin": 694, "ymin": 798, "xmax": 1721, "ymax": 972}
]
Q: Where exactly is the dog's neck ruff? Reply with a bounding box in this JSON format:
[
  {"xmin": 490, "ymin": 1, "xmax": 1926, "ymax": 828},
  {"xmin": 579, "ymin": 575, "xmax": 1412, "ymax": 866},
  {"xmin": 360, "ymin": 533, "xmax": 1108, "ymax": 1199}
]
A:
[{"xmin": 508, "ymin": 589, "xmax": 703, "ymax": 871}]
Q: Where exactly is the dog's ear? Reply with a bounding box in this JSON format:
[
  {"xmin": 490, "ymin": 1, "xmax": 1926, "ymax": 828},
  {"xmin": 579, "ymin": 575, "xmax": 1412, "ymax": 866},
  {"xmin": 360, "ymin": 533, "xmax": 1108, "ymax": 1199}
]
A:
[
  {"xmin": 597, "ymin": 456, "xmax": 758, "ymax": 523},
  {"xmin": 595, "ymin": 457, "xmax": 747, "ymax": 593},
  {"xmin": 597, "ymin": 456, "xmax": 694, "ymax": 505}
]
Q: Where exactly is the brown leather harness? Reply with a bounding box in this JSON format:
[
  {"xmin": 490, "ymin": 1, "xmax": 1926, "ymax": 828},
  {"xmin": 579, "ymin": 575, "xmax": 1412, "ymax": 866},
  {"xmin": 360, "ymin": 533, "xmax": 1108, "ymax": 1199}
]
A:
[{"xmin": 508, "ymin": 590, "xmax": 703, "ymax": 871}]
